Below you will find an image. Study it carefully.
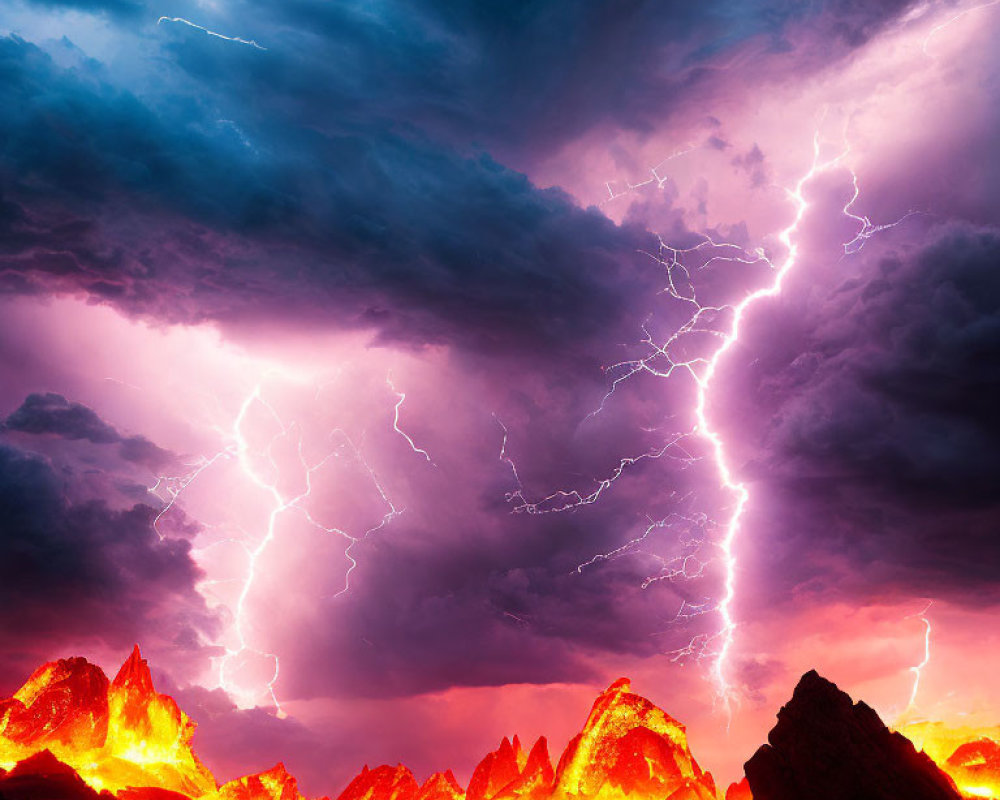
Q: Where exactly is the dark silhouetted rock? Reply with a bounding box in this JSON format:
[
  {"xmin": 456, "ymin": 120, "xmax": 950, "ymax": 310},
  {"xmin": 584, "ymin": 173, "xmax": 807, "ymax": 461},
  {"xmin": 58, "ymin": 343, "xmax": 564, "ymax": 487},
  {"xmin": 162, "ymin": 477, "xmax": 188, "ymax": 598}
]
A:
[
  {"xmin": 745, "ymin": 670, "xmax": 961, "ymax": 800},
  {"xmin": 0, "ymin": 750, "xmax": 112, "ymax": 800}
]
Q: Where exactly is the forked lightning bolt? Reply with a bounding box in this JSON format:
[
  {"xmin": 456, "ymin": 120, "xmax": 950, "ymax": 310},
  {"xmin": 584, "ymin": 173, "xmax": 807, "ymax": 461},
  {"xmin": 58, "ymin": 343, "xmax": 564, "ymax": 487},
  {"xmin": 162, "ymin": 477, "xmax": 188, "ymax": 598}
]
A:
[
  {"xmin": 149, "ymin": 377, "xmax": 411, "ymax": 710},
  {"xmin": 504, "ymin": 123, "xmax": 912, "ymax": 720},
  {"xmin": 698, "ymin": 130, "xmax": 855, "ymax": 717}
]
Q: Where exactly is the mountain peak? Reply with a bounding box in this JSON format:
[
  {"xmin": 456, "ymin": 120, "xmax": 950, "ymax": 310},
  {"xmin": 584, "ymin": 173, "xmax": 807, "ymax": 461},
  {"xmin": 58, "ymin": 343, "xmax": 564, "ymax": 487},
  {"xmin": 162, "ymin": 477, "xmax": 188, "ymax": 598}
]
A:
[
  {"xmin": 112, "ymin": 646, "xmax": 154, "ymax": 695},
  {"xmin": 554, "ymin": 677, "xmax": 716, "ymax": 800},
  {"xmin": 6, "ymin": 657, "xmax": 110, "ymax": 750},
  {"xmin": 417, "ymin": 770, "xmax": 464, "ymax": 800},
  {"xmin": 745, "ymin": 670, "xmax": 963, "ymax": 800},
  {"xmin": 214, "ymin": 763, "xmax": 303, "ymax": 800},
  {"xmin": 337, "ymin": 764, "xmax": 419, "ymax": 800}
]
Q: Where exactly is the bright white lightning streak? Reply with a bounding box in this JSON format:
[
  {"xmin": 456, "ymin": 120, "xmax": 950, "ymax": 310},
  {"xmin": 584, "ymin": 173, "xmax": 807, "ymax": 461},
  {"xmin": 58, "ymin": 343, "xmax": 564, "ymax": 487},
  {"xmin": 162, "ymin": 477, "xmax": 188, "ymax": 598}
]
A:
[
  {"xmin": 514, "ymin": 126, "xmax": 910, "ymax": 715},
  {"xmin": 502, "ymin": 430, "xmax": 696, "ymax": 515},
  {"xmin": 694, "ymin": 130, "xmax": 852, "ymax": 717},
  {"xmin": 573, "ymin": 511, "xmax": 712, "ymax": 589},
  {"xmin": 922, "ymin": 0, "xmax": 1000, "ymax": 56},
  {"xmin": 905, "ymin": 601, "xmax": 934, "ymax": 712},
  {"xmin": 602, "ymin": 144, "xmax": 699, "ymax": 204},
  {"xmin": 216, "ymin": 385, "xmax": 405, "ymax": 708},
  {"xmin": 388, "ymin": 374, "xmax": 434, "ymax": 464},
  {"xmin": 148, "ymin": 378, "xmax": 405, "ymax": 710},
  {"xmin": 156, "ymin": 16, "xmax": 267, "ymax": 51},
  {"xmin": 294, "ymin": 429, "xmax": 403, "ymax": 598},
  {"xmin": 841, "ymin": 171, "xmax": 919, "ymax": 255},
  {"xmin": 150, "ymin": 450, "xmax": 234, "ymax": 540},
  {"xmin": 221, "ymin": 385, "xmax": 299, "ymax": 712}
]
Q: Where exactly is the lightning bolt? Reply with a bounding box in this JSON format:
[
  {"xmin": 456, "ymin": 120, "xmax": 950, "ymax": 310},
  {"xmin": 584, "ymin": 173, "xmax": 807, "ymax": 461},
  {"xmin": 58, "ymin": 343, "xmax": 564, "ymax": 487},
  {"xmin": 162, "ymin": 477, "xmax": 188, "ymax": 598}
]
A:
[
  {"xmin": 905, "ymin": 601, "xmax": 934, "ymax": 714},
  {"xmin": 388, "ymin": 374, "xmax": 435, "ymax": 464},
  {"xmin": 695, "ymin": 130, "xmax": 856, "ymax": 718},
  {"xmin": 497, "ymin": 122, "xmax": 916, "ymax": 720},
  {"xmin": 841, "ymin": 170, "xmax": 919, "ymax": 255},
  {"xmin": 149, "ymin": 375, "xmax": 408, "ymax": 710},
  {"xmin": 922, "ymin": 0, "xmax": 1000, "ymax": 56},
  {"xmin": 150, "ymin": 450, "xmax": 235, "ymax": 540},
  {"xmin": 602, "ymin": 144, "xmax": 699, "ymax": 204},
  {"xmin": 502, "ymin": 430, "xmax": 696, "ymax": 515},
  {"xmin": 156, "ymin": 16, "xmax": 267, "ymax": 50}
]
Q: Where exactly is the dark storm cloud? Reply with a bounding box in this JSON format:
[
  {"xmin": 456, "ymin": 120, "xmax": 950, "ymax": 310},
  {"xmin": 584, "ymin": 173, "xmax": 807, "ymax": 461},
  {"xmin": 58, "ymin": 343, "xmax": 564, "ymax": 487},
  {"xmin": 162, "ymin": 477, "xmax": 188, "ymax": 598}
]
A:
[
  {"xmin": 0, "ymin": 0, "xmax": 918, "ymax": 355},
  {"xmin": 0, "ymin": 32, "xmax": 662, "ymax": 355},
  {"xmin": 22, "ymin": 0, "xmax": 142, "ymax": 17},
  {"xmin": 728, "ymin": 222, "xmax": 1000, "ymax": 605},
  {"xmin": 0, "ymin": 0, "xmax": 933, "ymax": 708},
  {"xmin": 266, "ymin": 428, "xmax": 720, "ymax": 700},
  {"xmin": 0, "ymin": 442, "xmax": 214, "ymax": 675},
  {"xmin": 4, "ymin": 392, "xmax": 171, "ymax": 468},
  {"xmin": 5, "ymin": 391, "xmax": 119, "ymax": 442},
  {"xmin": 263, "ymin": 0, "xmax": 915, "ymax": 153}
]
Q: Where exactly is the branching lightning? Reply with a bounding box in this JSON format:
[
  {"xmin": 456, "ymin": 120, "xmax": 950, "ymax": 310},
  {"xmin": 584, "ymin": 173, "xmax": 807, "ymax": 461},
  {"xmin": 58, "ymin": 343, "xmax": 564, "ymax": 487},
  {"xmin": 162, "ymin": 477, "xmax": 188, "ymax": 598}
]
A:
[
  {"xmin": 149, "ymin": 376, "xmax": 409, "ymax": 710},
  {"xmin": 694, "ymin": 130, "xmax": 854, "ymax": 717},
  {"xmin": 509, "ymin": 122, "xmax": 917, "ymax": 721},
  {"xmin": 150, "ymin": 450, "xmax": 235, "ymax": 540},
  {"xmin": 841, "ymin": 171, "xmax": 919, "ymax": 255},
  {"xmin": 601, "ymin": 144, "xmax": 699, "ymax": 204},
  {"xmin": 502, "ymin": 431, "xmax": 696, "ymax": 515}
]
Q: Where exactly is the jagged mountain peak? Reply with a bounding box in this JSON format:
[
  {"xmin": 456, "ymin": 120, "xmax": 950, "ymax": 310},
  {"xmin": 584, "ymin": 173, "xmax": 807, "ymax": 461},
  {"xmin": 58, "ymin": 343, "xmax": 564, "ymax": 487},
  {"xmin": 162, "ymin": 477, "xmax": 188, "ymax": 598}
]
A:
[{"xmin": 745, "ymin": 670, "xmax": 962, "ymax": 800}]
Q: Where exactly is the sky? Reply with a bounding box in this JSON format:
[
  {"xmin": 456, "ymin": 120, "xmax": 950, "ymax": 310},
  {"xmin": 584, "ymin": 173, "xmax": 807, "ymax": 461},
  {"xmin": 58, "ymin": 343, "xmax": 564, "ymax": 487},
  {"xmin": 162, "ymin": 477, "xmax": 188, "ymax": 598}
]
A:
[{"xmin": 1, "ymin": 0, "xmax": 999, "ymax": 794}]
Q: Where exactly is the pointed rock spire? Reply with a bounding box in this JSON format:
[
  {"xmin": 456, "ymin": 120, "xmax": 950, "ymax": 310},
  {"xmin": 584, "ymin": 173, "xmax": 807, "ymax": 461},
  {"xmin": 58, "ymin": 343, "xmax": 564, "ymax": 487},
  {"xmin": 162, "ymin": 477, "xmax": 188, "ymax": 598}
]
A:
[
  {"xmin": 744, "ymin": 670, "xmax": 962, "ymax": 800},
  {"xmin": 553, "ymin": 678, "xmax": 716, "ymax": 800}
]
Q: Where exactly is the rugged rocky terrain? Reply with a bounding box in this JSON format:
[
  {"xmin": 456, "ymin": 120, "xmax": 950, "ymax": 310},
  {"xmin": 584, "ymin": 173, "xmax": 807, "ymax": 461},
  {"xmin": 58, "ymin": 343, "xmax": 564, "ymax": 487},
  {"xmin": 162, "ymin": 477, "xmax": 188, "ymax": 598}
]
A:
[{"xmin": 2, "ymin": 650, "xmax": 997, "ymax": 800}]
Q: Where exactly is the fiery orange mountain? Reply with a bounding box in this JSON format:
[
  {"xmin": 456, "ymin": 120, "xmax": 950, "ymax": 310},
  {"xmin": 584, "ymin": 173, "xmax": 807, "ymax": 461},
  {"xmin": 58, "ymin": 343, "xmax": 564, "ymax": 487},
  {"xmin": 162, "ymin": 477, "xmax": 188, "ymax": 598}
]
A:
[{"xmin": 0, "ymin": 648, "xmax": 997, "ymax": 800}]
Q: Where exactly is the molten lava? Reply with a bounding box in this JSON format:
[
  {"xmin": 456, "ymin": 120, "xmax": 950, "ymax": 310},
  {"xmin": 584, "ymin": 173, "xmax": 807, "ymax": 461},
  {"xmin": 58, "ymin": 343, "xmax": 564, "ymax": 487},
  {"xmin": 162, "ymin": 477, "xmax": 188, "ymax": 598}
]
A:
[
  {"xmin": 0, "ymin": 650, "xmax": 720, "ymax": 800},
  {"xmin": 554, "ymin": 678, "xmax": 716, "ymax": 800},
  {"xmin": 0, "ymin": 647, "xmax": 214, "ymax": 797},
  {"xmin": 898, "ymin": 722, "xmax": 1000, "ymax": 799},
  {"xmin": 1, "ymin": 649, "xmax": 998, "ymax": 800}
]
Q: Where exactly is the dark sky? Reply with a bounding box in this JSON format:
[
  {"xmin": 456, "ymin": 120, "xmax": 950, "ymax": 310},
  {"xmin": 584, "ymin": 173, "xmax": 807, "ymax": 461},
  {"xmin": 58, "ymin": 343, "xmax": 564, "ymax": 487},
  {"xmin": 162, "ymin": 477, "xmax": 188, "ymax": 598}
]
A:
[{"xmin": 0, "ymin": 0, "xmax": 998, "ymax": 794}]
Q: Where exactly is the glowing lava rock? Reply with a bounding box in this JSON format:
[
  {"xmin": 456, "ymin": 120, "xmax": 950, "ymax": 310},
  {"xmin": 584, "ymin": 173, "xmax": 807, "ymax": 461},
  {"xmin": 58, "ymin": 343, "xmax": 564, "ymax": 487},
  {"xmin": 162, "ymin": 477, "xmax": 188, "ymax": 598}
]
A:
[
  {"xmin": 553, "ymin": 678, "xmax": 717, "ymax": 800},
  {"xmin": 417, "ymin": 771, "xmax": 465, "ymax": 800},
  {"xmin": 211, "ymin": 763, "xmax": 309, "ymax": 800},
  {"xmin": 337, "ymin": 764, "xmax": 419, "ymax": 800},
  {"xmin": 467, "ymin": 736, "xmax": 552, "ymax": 800},
  {"xmin": 0, "ymin": 647, "xmax": 214, "ymax": 798}
]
